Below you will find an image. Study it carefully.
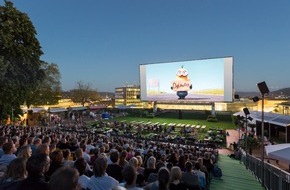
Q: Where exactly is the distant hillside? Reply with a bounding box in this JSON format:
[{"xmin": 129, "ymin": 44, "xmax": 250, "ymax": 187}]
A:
[{"xmin": 236, "ymin": 87, "xmax": 290, "ymax": 99}]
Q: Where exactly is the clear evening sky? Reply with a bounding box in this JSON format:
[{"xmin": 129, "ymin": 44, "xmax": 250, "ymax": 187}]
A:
[{"xmin": 4, "ymin": 0, "xmax": 290, "ymax": 92}]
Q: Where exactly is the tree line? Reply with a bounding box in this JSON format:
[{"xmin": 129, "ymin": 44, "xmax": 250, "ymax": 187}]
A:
[{"xmin": 0, "ymin": 1, "xmax": 99, "ymax": 122}]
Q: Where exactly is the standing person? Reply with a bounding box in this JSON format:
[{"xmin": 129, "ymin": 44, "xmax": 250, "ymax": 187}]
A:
[{"xmin": 87, "ymin": 155, "xmax": 119, "ymax": 190}]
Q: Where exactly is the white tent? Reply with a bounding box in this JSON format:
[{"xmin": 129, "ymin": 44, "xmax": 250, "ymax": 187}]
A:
[{"xmin": 265, "ymin": 143, "xmax": 290, "ymax": 164}]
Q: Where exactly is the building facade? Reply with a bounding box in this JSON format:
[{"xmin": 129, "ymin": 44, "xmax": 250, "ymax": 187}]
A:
[{"xmin": 115, "ymin": 85, "xmax": 144, "ymax": 108}]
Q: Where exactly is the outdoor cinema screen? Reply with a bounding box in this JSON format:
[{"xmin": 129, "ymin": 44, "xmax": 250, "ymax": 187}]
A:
[{"xmin": 140, "ymin": 57, "xmax": 233, "ymax": 102}]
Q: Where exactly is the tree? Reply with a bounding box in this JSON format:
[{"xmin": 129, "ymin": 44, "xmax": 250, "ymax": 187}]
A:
[
  {"xmin": 25, "ymin": 61, "xmax": 62, "ymax": 108},
  {"xmin": 0, "ymin": 1, "xmax": 44, "ymax": 121},
  {"xmin": 70, "ymin": 81, "xmax": 99, "ymax": 106}
]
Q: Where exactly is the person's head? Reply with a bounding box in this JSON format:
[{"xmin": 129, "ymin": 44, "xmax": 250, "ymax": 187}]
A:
[
  {"xmin": 147, "ymin": 156, "xmax": 156, "ymax": 169},
  {"xmin": 120, "ymin": 150, "xmax": 127, "ymax": 161},
  {"xmin": 0, "ymin": 136, "xmax": 8, "ymax": 147},
  {"xmin": 122, "ymin": 165, "xmax": 136, "ymax": 187},
  {"xmin": 93, "ymin": 155, "xmax": 107, "ymax": 177},
  {"xmin": 36, "ymin": 144, "xmax": 50, "ymax": 155},
  {"xmin": 136, "ymin": 155, "xmax": 143, "ymax": 167},
  {"xmin": 19, "ymin": 137, "xmax": 28, "ymax": 147},
  {"xmin": 50, "ymin": 149, "xmax": 63, "ymax": 165},
  {"xmin": 110, "ymin": 151, "xmax": 119, "ymax": 164},
  {"xmin": 195, "ymin": 162, "xmax": 201, "ymax": 171},
  {"xmin": 43, "ymin": 136, "xmax": 51, "ymax": 145},
  {"xmin": 49, "ymin": 167, "xmax": 80, "ymax": 190},
  {"xmin": 62, "ymin": 149, "xmax": 71, "ymax": 160},
  {"xmin": 74, "ymin": 148, "xmax": 83, "ymax": 159},
  {"xmin": 33, "ymin": 138, "xmax": 42, "ymax": 146},
  {"xmin": 158, "ymin": 167, "xmax": 170, "ymax": 190},
  {"xmin": 74, "ymin": 157, "xmax": 86, "ymax": 176},
  {"xmin": 49, "ymin": 143, "xmax": 57, "ymax": 153},
  {"xmin": 185, "ymin": 161, "xmax": 193, "ymax": 172},
  {"xmin": 160, "ymin": 154, "xmax": 167, "ymax": 162},
  {"xmin": 17, "ymin": 145, "xmax": 32, "ymax": 159},
  {"xmin": 3, "ymin": 142, "xmax": 15, "ymax": 154},
  {"xmin": 128, "ymin": 157, "xmax": 138, "ymax": 170},
  {"xmin": 6, "ymin": 157, "xmax": 27, "ymax": 181},
  {"xmin": 26, "ymin": 153, "xmax": 50, "ymax": 177},
  {"xmin": 170, "ymin": 166, "xmax": 182, "ymax": 182},
  {"xmin": 197, "ymin": 157, "xmax": 203, "ymax": 166},
  {"xmin": 167, "ymin": 162, "xmax": 173, "ymax": 171},
  {"xmin": 204, "ymin": 152, "xmax": 210, "ymax": 160}
]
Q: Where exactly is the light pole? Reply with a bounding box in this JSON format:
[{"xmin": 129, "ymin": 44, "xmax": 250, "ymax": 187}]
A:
[
  {"xmin": 243, "ymin": 107, "xmax": 250, "ymax": 168},
  {"xmin": 257, "ymin": 81, "xmax": 269, "ymax": 187}
]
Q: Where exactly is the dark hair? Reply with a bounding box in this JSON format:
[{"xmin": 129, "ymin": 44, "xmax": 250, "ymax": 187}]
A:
[
  {"xmin": 62, "ymin": 149, "xmax": 71, "ymax": 159},
  {"xmin": 122, "ymin": 165, "xmax": 136, "ymax": 186},
  {"xmin": 6, "ymin": 157, "xmax": 27, "ymax": 181},
  {"xmin": 110, "ymin": 151, "xmax": 119, "ymax": 163},
  {"xmin": 74, "ymin": 157, "xmax": 86, "ymax": 175},
  {"xmin": 26, "ymin": 153, "xmax": 50, "ymax": 176},
  {"xmin": 49, "ymin": 167, "xmax": 79, "ymax": 190},
  {"xmin": 2, "ymin": 142, "xmax": 13, "ymax": 154},
  {"xmin": 158, "ymin": 167, "xmax": 170, "ymax": 190},
  {"xmin": 185, "ymin": 161, "xmax": 193, "ymax": 172},
  {"xmin": 93, "ymin": 156, "xmax": 107, "ymax": 177},
  {"xmin": 195, "ymin": 162, "xmax": 201, "ymax": 170}
]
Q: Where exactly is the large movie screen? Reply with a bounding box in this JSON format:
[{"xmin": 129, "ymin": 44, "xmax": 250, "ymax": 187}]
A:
[{"xmin": 140, "ymin": 57, "xmax": 233, "ymax": 102}]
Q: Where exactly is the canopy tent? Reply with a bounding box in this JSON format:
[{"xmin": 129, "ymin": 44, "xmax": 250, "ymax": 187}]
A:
[
  {"xmin": 233, "ymin": 111, "xmax": 290, "ymax": 127},
  {"xmin": 265, "ymin": 143, "xmax": 290, "ymax": 164},
  {"xmin": 234, "ymin": 111, "xmax": 290, "ymax": 143},
  {"xmin": 69, "ymin": 106, "xmax": 87, "ymax": 111},
  {"xmin": 23, "ymin": 107, "xmax": 47, "ymax": 113},
  {"xmin": 49, "ymin": 107, "xmax": 68, "ymax": 113}
]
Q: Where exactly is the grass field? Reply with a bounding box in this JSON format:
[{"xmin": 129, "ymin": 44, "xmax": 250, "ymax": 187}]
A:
[
  {"xmin": 111, "ymin": 111, "xmax": 236, "ymax": 131},
  {"xmin": 91, "ymin": 111, "xmax": 237, "ymax": 144}
]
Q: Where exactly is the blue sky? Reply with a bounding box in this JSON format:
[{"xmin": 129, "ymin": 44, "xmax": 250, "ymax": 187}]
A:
[{"xmin": 3, "ymin": 0, "xmax": 290, "ymax": 92}]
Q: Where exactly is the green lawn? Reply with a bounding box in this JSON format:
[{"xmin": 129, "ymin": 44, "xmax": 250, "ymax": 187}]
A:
[
  {"xmin": 111, "ymin": 111, "xmax": 236, "ymax": 131},
  {"xmin": 87, "ymin": 111, "xmax": 237, "ymax": 145}
]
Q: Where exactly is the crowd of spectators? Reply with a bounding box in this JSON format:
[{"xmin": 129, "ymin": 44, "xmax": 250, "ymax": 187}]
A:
[{"xmin": 0, "ymin": 122, "xmax": 219, "ymax": 190}]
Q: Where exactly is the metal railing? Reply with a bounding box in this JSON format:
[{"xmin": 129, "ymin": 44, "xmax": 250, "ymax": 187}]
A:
[{"xmin": 241, "ymin": 150, "xmax": 290, "ymax": 190}]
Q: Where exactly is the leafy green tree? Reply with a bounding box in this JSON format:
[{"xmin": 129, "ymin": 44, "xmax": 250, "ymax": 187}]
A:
[
  {"xmin": 25, "ymin": 62, "xmax": 62, "ymax": 108},
  {"xmin": 0, "ymin": 1, "xmax": 44, "ymax": 121},
  {"xmin": 70, "ymin": 81, "xmax": 99, "ymax": 106}
]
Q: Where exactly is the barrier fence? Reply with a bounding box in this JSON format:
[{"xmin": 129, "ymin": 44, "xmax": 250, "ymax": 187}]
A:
[{"xmin": 240, "ymin": 150, "xmax": 290, "ymax": 190}]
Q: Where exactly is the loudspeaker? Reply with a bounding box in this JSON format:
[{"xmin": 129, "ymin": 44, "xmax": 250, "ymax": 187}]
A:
[
  {"xmin": 257, "ymin": 81, "xmax": 270, "ymax": 95},
  {"xmin": 243, "ymin": 108, "xmax": 250, "ymax": 115},
  {"xmin": 252, "ymin": 96, "xmax": 259, "ymax": 102},
  {"xmin": 234, "ymin": 94, "xmax": 240, "ymax": 99}
]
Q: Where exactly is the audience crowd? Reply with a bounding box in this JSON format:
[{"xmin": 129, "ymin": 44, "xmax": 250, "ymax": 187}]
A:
[{"xmin": 0, "ymin": 122, "xmax": 219, "ymax": 190}]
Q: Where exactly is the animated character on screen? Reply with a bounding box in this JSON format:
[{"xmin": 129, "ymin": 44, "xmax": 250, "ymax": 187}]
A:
[{"xmin": 171, "ymin": 66, "xmax": 192, "ymax": 99}]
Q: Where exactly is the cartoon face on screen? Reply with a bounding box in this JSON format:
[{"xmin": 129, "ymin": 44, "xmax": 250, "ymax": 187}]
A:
[{"xmin": 171, "ymin": 66, "xmax": 192, "ymax": 99}]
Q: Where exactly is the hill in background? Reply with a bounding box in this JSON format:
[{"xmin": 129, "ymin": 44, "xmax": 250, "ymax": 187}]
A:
[{"xmin": 236, "ymin": 87, "xmax": 290, "ymax": 99}]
